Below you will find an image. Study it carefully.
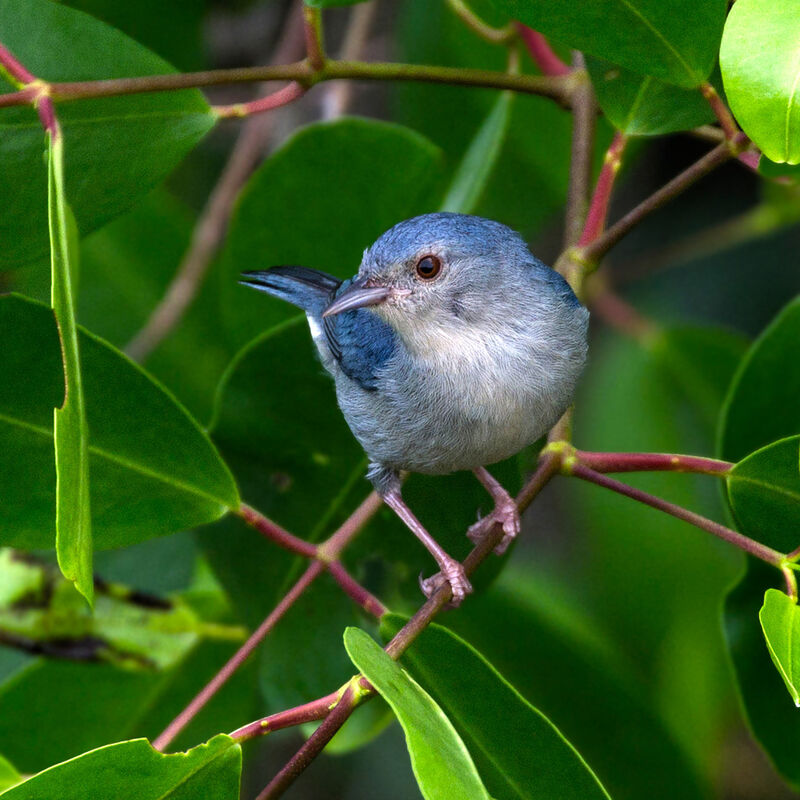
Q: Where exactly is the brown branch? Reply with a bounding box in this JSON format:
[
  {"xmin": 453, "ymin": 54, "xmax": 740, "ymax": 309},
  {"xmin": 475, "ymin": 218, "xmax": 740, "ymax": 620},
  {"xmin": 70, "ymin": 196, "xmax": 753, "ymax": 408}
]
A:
[
  {"xmin": 327, "ymin": 561, "xmax": 387, "ymax": 617},
  {"xmin": 515, "ymin": 25, "xmax": 571, "ymax": 76},
  {"xmin": 700, "ymin": 82, "xmax": 738, "ymax": 140},
  {"xmin": 230, "ymin": 689, "xmax": 340, "ymax": 742},
  {"xmin": 573, "ymin": 450, "xmax": 733, "ymax": 475},
  {"xmin": 238, "ymin": 503, "xmax": 318, "ymax": 558}
]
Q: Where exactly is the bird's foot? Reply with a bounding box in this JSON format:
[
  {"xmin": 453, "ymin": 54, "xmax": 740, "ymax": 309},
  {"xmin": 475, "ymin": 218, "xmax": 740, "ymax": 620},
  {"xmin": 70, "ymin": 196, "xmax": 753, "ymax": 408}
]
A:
[
  {"xmin": 418, "ymin": 558, "xmax": 472, "ymax": 608},
  {"xmin": 466, "ymin": 499, "xmax": 520, "ymax": 555}
]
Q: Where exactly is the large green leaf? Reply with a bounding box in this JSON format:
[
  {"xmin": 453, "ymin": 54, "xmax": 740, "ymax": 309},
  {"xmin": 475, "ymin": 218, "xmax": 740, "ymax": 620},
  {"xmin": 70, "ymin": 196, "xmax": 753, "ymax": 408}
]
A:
[
  {"xmin": 727, "ymin": 436, "xmax": 800, "ymax": 553},
  {"xmin": 487, "ymin": 0, "xmax": 726, "ymax": 87},
  {"xmin": 381, "ymin": 616, "xmax": 612, "ymax": 800},
  {"xmin": 343, "ymin": 627, "xmax": 490, "ymax": 800},
  {"xmin": 720, "ymin": 296, "xmax": 800, "ymax": 463},
  {"xmin": 720, "ymin": 0, "xmax": 800, "ymax": 164},
  {"xmin": 586, "ymin": 57, "xmax": 714, "ymax": 135},
  {"xmin": 445, "ymin": 570, "xmax": 707, "ymax": 800},
  {"xmin": 219, "ymin": 118, "xmax": 442, "ymax": 349},
  {"xmin": 0, "ymin": 294, "xmax": 238, "ymax": 550},
  {"xmin": 0, "ymin": 735, "xmax": 240, "ymax": 799},
  {"xmin": 48, "ymin": 131, "xmax": 93, "ymax": 603},
  {"xmin": 760, "ymin": 588, "xmax": 800, "ymax": 707},
  {"xmin": 0, "ymin": 0, "xmax": 215, "ymax": 268}
]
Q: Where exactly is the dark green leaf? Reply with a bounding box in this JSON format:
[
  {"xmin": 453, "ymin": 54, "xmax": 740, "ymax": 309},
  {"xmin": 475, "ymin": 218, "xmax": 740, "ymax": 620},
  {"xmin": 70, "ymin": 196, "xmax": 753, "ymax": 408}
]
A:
[
  {"xmin": 440, "ymin": 91, "xmax": 514, "ymax": 213},
  {"xmin": 0, "ymin": 294, "xmax": 238, "ymax": 550},
  {"xmin": 720, "ymin": 296, "xmax": 800, "ymax": 463},
  {"xmin": 220, "ymin": 118, "xmax": 442, "ymax": 349},
  {"xmin": 0, "ymin": 735, "xmax": 240, "ymax": 799},
  {"xmin": 381, "ymin": 616, "xmax": 612, "ymax": 800},
  {"xmin": 0, "ymin": 0, "xmax": 215, "ymax": 268},
  {"xmin": 48, "ymin": 131, "xmax": 93, "ymax": 603},
  {"xmin": 760, "ymin": 588, "xmax": 800, "ymax": 707},
  {"xmin": 445, "ymin": 570, "xmax": 708, "ymax": 800},
  {"xmin": 488, "ymin": 0, "xmax": 726, "ymax": 87},
  {"xmin": 343, "ymin": 627, "xmax": 490, "ymax": 800},
  {"xmin": 586, "ymin": 57, "xmax": 714, "ymax": 135},
  {"xmin": 727, "ymin": 436, "xmax": 800, "ymax": 553},
  {"xmin": 720, "ymin": 0, "xmax": 800, "ymax": 163}
]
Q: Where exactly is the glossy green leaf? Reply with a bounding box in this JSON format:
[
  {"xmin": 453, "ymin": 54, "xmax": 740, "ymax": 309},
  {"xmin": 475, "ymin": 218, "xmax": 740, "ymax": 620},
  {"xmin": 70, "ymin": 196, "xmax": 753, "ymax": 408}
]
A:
[
  {"xmin": 444, "ymin": 569, "xmax": 708, "ymax": 800},
  {"xmin": 720, "ymin": 0, "xmax": 800, "ymax": 163},
  {"xmin": 48, "ymin": 131, "xmax": 93, "ymax": 604},
  {"xmin": 488, "ymin": 0, "xmax": 726, "ymax": 87},
  {"xmin": 220, "ymin": 118, "xmax": 442, "ymax": 349},
  {"xmin": 760, "ymin": 588, "xmax": 800, "ymax": 707},
  {"xmin": 586, "ymin": 57, "xmax": 713, "ymax": 135},
  {"xmin": 720, "ymin": 296, "xmax": 800, "ymax": 463},
  {"xmin": 0, "ymin": 294, "xmax": 238, "ymax": 550},
  {"xmin": 440, "ymin": 91, "xmax": 514, "ymax": 213},
  {"xmin": 0, "ymin": 756, "xmax": 19, "ymax": 793},
  {"xmin": 381, "ymin": 616, "xmax": 612, "ymax": 800},
  {"xmin": 0, "ymin": 735, "xmax": 240, "ymax": 799},
  {"xmin": 0, "ymin": 0, "xmax": 215, "ymax": 268},
  {"xmin": 343, "ymin": 627, "xmax": 490, "ymax": 800},
  {"xmin": 727, "ymin": 436, "xmax": 800, "ymax": 553}
]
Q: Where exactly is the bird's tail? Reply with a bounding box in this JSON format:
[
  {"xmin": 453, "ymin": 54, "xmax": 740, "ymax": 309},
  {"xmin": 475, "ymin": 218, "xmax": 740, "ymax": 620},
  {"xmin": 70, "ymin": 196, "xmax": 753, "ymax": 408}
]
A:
[{"xmin": 240, "ymin": 266, "xmax": 341, "ymax": 314}]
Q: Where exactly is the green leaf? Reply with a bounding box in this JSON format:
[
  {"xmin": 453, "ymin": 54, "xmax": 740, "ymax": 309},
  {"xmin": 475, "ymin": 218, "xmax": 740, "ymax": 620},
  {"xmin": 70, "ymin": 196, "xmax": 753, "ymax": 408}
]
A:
[
  {"xmin": 586, "ymin": 57, "xmax": 714, "ymax": 135},
  {"xmin": 0, "ymin": 294, "xmax": 238, "ymax": 550},
  {"xmin": 444, "ymin": 569, "xmax": 708, "ymax": 800},
  {"xmin": 0, "ymin": 0, "xmax": 215, "ymax": 268},
  {"xmin": 0, "ymin": 735, "xmax": 240, "ymax": 799},
  {"xmin": 220, "ymin": 118, "xmax": 442, "ymax": 349},
  {"xmin": 720, "ymin": 296, "xmax": 800, "ymax": 463},
  {"xmin": 720, "ymin": 0, "xmax": 800, "ymax": 164},
  {"xmin": 727, "ymin": 436, "xmax": 800, "ymax": 553},
  {"xmin": 760, "ymin": 588, "xmax": 800, "ymax": 707},
  {"xmin": 343, "ymin": 627, "xmax": 490, "ymax": 800},
  {"xmin": 488, "ymin": 0, "xmax": 726, "ymax": 87},
  {"xmin": 48, "ymin": 131, "xmax": 93, "ymax": 604},
  {"xmin": 381, "ymin": 616, "xmax": 612, "ymax": 800},
  {"xmin": 0, "ymin": 756, "xmax": 19, "ymax": 793},
  {"xmin": 440, "ymin": 91, "xmax": 514, "ymax": 213}
]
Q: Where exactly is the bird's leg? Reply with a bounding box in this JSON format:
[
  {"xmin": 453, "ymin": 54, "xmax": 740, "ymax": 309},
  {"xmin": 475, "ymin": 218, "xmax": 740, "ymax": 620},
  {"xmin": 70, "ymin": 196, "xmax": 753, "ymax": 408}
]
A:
[
  {"xmin": 467, "ymin": 466, "xmax": 520, "ymax": 555},
  {"xmin": 382, "ymin": 489, "xmax": 472, "ymax": 606},
  {"xmin": 369, "ymin": 464, "xmax": 471, "ymax": 605}
]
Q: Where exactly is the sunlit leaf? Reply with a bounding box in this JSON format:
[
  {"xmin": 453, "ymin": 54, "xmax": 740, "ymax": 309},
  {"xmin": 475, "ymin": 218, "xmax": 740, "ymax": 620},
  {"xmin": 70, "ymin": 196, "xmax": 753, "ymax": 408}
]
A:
[{"xmin": 760, "ymin": 588, "xmax": 800, "ymax": 707}]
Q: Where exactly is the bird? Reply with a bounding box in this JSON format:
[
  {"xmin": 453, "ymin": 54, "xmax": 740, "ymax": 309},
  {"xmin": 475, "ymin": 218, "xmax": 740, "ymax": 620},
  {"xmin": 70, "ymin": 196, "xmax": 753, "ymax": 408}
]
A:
[{"xmin": 241, "ymin": 212, "xmax": 589, "ymax": 605}]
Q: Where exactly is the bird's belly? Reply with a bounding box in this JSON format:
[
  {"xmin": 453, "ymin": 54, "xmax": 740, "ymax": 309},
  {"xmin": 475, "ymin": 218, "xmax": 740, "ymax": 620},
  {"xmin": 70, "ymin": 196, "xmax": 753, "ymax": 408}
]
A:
[{"xmin": 337, "ymin": 367, "xmax": 557, "ymax": 475}]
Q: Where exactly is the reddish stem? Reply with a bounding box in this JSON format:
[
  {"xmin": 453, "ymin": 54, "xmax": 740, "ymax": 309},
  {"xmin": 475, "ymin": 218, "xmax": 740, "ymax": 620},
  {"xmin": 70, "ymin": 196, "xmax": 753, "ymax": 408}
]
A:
[
  {"xmin": 588, "ymin": 286, "xmax": 656, "ymax": 339},
  {"xmin": 0, "ymin": 42, "xmax": 35, "ymax": 84},
  {"xmin": 238, "ymin": 503, "xmax": 318, "ymax": 558},
  {"xmin": 700, "ymin": 83, "xmax": 738, "ymax": 140},
  {"xmin": 152, "ymin": 560, "xmax": 325, "ymax": 752},
  {"xmin": 319, "ymin": 491, "xmax": 383, "ymax": 559},
  {"xmin": 214, "ymin": 81, "xmax": 306, "ymax": 119},
  {"xmin": 327, "ymin": 561, "xmax": 386, "ymax": 617},
  {"xmin": 578, "ymin": 131, "xmax": 628, "ymax": 246},
  {"xmin": 575, "ymin": 450, "xmax": 733, "ymax": 475},
  {"xmin": 0, "ymin": 87, "xmax": 36, "ymax": 107},
  {"xmin": 515, "ymin": 25, "xmax": 571, "ymax": 76},
  {"xmin": 230, "ymin": 690, "xmax": 340, "ymax": 742},
  {"xmin": 570, "ymin": 464, "xmax": 784, "ymax": 566},
  {"xmin": 36, "ymin": 95, "xmax": 58, "ymax": 136}
]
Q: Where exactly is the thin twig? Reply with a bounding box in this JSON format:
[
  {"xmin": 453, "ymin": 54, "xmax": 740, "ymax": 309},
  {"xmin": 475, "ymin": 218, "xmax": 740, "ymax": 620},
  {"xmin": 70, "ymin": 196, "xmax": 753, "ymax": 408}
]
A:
[
  {"xmin": 569, "ymin": 464, "xmax": 785, "ymax": 566},
  {"xmin": 214, "ymin": 80, "xmax": 306, "ymax": 119},
  {"xmin": 123, "ymin": 3, "xmax": 306, "ymax": 361},
  {"xmin": 573, "ymin": 450, "xmax": 733, "ymax": 475},
  {"xmin": 447, "ymin": 0, "xmax": 516, "ymax": 45},
  {"xmin": 327, "ymin": 561, "xmax": 387, "ymax": 617},
  {"xmin": 584, "ymin": 280, "xmax": 658, "ymax": 340},
  {"xmin": 578, "ymin": 131, "xmax": 628, "ymax": 246},
  {"xmin": 152, "ymin": 560, "xmax": 326, "ymax": 752},
  {"xmin": 230, "ymin": 690, "xmax": 340, "ymax": 742},
  {"xmin": 45, "ymin": 60, "xmax": 575, "ymax": 103},
  {"xmin": 303, "ymin": 6, "xmax": 326, "ymax": 71},
  {"xmin": 0, "ymin": 42, "xmax": 35, "ymax": 84},
  {"xmin": 578, "ymin": 133, "xmax": 749, "ymax": 266},
  {"xmin": 238, "ymin": 503, "xmax": 318, "ymax": 558},
  {"xmin": 700, "ymin": 82, "xmax": 738, "ymax": 140}
]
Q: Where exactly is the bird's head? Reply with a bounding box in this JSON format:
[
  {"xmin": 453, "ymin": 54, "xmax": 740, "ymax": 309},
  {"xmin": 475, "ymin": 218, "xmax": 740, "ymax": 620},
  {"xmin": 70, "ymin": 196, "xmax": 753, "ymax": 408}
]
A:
[{"xmin": 322, "ymin": 213, "xmax": 540, "ymax": 336}]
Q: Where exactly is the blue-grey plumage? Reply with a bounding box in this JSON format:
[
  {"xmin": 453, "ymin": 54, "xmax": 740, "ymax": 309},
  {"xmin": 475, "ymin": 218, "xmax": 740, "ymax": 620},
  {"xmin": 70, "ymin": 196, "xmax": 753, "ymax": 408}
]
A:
[{"xmin": 242, "ymin": 212, "xmax": 589, "ymax": 604}]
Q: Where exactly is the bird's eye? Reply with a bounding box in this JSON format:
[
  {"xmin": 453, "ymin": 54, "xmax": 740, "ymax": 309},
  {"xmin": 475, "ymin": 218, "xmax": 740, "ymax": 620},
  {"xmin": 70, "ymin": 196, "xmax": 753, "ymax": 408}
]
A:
[{"xmin": 415, "ymin": 255, "xmax": 442, "ymax": 281}]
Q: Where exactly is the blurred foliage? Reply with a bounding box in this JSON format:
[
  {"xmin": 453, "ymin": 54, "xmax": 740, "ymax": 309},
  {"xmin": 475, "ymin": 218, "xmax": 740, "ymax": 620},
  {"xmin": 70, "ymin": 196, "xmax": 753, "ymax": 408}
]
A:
[{"xmin": 1, "ymin": 0, "xmax": 800, "ymax": 798}]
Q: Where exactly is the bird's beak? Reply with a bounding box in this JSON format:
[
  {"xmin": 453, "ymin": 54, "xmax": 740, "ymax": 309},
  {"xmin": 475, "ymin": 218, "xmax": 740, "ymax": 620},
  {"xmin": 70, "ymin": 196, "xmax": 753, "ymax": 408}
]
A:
[{"xmin": 322, "ymin": 281, "xmax": 394, "ymax": 317}]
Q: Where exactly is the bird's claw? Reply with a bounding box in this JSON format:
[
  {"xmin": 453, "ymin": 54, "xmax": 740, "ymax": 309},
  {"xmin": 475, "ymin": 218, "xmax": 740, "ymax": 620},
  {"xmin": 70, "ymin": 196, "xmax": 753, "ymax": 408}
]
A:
[
  {"xmin": 466, "ymin": 500, "xmax": 520, "ymax": 555},
  {"xmin": 418, "ymin": 560, "xmax": 472, "ymax": 608}
]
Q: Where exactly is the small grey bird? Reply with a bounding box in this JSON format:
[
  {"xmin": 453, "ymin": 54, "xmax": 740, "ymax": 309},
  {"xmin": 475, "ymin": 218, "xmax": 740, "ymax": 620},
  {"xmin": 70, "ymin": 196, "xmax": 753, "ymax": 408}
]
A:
[{"xmin": 242, "ymin": 213, "xmax": 588, "ymax": 604}]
